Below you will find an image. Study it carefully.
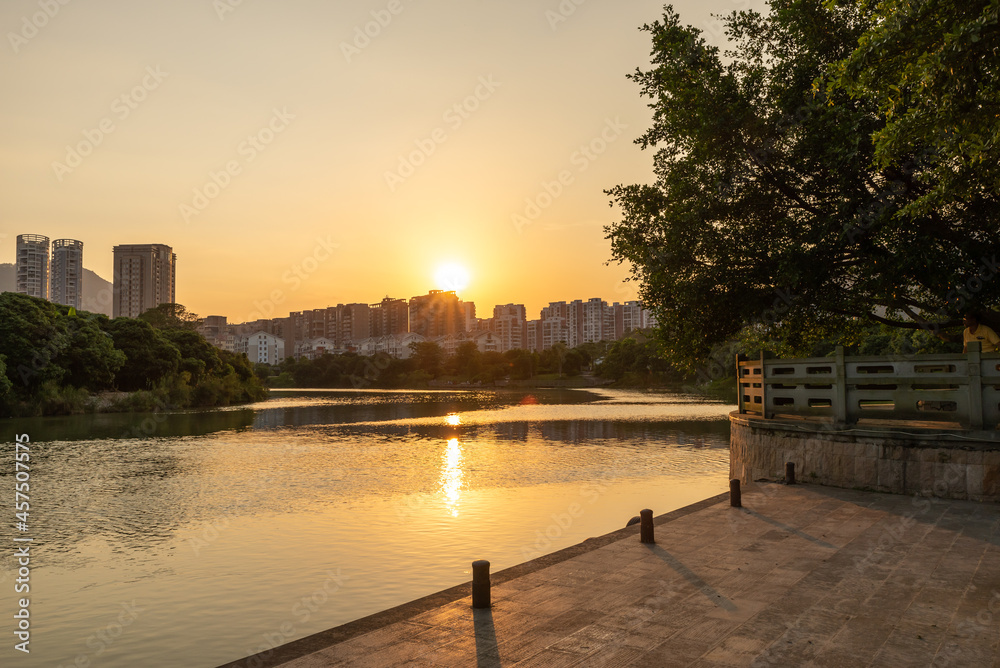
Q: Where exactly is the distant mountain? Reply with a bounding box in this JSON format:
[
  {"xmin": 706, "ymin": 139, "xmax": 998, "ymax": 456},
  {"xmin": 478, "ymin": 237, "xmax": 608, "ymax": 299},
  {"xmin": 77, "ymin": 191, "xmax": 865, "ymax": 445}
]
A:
[{"xmin": 0, "ymin": 263, "xmax": 113, "ymax": 316}]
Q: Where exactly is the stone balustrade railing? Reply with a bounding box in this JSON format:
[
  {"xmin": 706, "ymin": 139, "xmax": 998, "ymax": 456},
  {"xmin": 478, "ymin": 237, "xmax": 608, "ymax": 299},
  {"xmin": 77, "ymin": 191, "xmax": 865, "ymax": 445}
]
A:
[{"xmin": 737, "ymin": 343, "xmax": 1000, "ymax": 431}]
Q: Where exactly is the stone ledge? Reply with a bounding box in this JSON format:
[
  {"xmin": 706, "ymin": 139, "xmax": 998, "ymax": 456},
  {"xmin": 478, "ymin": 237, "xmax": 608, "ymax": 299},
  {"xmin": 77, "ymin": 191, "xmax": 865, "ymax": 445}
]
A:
[{"xmin": 730, "ymin": 411, "xmax": 1000, "ymax": 502}]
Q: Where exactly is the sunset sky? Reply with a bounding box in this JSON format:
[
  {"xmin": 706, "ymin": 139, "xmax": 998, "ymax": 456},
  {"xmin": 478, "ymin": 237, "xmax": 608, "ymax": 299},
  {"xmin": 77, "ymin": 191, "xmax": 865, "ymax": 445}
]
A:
[{"xmin": 1, "ymin": 0, "xmax": 764, "ymax": 321}]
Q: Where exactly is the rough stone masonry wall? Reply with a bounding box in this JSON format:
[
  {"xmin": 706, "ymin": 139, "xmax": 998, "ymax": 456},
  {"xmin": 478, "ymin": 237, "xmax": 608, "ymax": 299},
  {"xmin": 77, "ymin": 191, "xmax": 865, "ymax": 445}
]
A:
[{"xmin": 729, "ymin": 413, "xmax": 1000, "ymax": 502}]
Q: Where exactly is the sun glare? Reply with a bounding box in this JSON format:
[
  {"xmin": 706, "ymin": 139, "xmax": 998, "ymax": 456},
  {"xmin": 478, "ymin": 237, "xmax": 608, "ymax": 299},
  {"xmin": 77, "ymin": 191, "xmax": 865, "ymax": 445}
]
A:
[{"xmin": 434, "ymin": 263, "xmax": 471, "ymax": 293}]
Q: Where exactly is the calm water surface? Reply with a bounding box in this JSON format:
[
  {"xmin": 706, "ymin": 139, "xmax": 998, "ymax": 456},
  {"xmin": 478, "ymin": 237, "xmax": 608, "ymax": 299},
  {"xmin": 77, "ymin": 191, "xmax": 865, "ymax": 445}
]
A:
[{"xmin": 0, "ymin": 388, "xmax": 734, "ymax": 667}]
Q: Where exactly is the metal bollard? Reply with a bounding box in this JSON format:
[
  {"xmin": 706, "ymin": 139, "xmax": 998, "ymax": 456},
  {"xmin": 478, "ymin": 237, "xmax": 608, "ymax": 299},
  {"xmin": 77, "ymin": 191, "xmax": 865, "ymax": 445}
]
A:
[
  {"xmin": 472, "ymin": 560, "xmax": 491, "ymax": 609},
  {"xmin": 730, "ymin": 479, "xmax": 742, "ymax": 508},
  {"xmin": 639, "ymin": 508, "xmax": 654, "ymax": 544},
  {"xmin": 786, "ymin": 462, "xmax": 796, "ymax": 485}
]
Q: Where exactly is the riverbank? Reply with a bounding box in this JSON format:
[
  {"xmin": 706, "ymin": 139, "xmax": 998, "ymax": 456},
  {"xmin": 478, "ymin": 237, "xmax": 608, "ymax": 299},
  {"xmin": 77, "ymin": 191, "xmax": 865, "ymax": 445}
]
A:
[
  {"xmin": 1, "ymin": 381, "xmax": 267, "ymax": 418},
  {"xmin": 220, "ymin": 482, "xmax": 1000, "ymax": 667}
]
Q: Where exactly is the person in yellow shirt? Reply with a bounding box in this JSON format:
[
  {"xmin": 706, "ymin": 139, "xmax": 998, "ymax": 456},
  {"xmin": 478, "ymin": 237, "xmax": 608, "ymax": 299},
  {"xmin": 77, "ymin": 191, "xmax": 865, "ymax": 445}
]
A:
[{"xmin": 963, "ymin": 311, "xmax": 1000, "ymax": 353}]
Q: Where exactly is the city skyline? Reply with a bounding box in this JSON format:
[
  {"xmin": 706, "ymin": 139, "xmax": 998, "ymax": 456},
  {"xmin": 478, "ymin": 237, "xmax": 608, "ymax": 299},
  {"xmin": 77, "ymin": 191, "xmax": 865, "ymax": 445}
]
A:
[
  {"xmin": 217, "ymin": 291, "xmax": 656, "ymax": 364},
  {"xmin": 0, "ymin": 0, "xmax": 767, "ymax": 320},
  {"xmin": 5, "ymin": 235, "xmax": 655, "ymax": 324}
]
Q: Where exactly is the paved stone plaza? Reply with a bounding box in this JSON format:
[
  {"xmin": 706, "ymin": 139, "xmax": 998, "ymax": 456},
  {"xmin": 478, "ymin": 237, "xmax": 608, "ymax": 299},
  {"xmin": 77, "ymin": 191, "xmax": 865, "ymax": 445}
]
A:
[{"xmin": 230, "ymin": 483, "xmax": 1000, "ymax": 667}]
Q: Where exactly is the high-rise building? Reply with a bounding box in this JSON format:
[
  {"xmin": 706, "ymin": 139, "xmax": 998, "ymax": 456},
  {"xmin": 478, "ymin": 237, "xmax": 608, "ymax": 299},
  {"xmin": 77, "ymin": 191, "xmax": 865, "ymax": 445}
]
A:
[
  {"xmin": 338, "ymin": 303, "xmax": 371, "ymax": 347},
  {"xmin": 526, "ymin": 319, "xmax": 542, "ymax": 352},
  {"xmin": 112, "ymin": 244, "xmax": 176, "ymax": 318},
  {"xmin": 460, "ymin": 301, "xmax": 477, "ymax": 332},
  {"xmin": 493, "ymin": 304, "xmax": 527, "ymax": 352},
  {"xmin": 614, "ymin": 301, "xmax": 654, "ymax": 338},
  {"xmin": 16, "ymin": 234, "xmax": 49, "ymax": 299},
  {"xmin": 370, "ymin": 297, "xmax": 408, "ymax": 337},
  {"xmin": 408, "ymin": 290, "xmax": 465, "ymax": 338},
  {"xmin": 541, "ymin": 302, "xmax": 571, "ymax": 349},
  {"xmin": 50, "ymin": 239, "xmax": 84, "ymax": 309},
  {"xmin": 582, "ymin": 297, "xmax": 614, "ymax": 343}
]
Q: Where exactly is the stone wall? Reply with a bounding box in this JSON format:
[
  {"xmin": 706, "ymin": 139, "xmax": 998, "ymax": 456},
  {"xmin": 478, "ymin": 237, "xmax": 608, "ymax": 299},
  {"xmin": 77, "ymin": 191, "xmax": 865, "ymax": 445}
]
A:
[{"xmin": 730, "ymin": 412, "xmax": 1000, "ymax": 502}]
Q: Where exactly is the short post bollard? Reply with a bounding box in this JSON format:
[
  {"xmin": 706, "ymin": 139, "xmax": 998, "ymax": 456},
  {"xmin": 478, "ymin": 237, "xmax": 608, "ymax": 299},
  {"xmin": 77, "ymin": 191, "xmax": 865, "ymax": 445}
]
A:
[
  {"xmin": 786, "ymin": 462, "xmax": 796, "ymax": 485},
  {"xmin": 639, "ymin": 508, "xmax": 654, "ymax": 544},
  {"xmin": 472, "ymin": 560, "xmax": 491, "ymax": 609},
  {"xmin": 730, "ymin": 479, "xmax": 742, "ymax": 508}
]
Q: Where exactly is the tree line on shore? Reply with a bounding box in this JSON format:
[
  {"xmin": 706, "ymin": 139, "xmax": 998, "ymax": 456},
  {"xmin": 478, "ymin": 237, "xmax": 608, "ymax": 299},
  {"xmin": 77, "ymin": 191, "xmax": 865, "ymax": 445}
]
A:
[
  {"xmin": 267, "ymin": 320, "xmax": 957, "ymax": 394},
  {"xmin": 0, "ymin": 294, "xmax": 266, "ymax": 418},
  {"xmin": 2, "ymin": 289, "xmax": 961, "ymax": 419},
  {"xmin": 259, "ymin": 336, "xmax": 682, "ymax": 389}
]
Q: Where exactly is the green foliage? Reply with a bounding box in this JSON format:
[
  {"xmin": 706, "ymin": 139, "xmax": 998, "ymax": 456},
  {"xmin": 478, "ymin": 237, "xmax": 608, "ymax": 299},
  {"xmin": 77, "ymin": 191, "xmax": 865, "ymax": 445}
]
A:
[
  {"xmin": 56, "ymin": 314, "xmax": 126, "ymax": 391},
  {"xmin": 503, "ymin": 349, "xmax": 538, "ymax": 380},
  {"xmin": 606, "ymin": 2, "xmax": 999, "ymax": 371},
  {"xmin": 562, "ymin": 348, "xmax": 587, "ymax": 376},
  {"xmin": 597, "ymin": 337, "xmax": 678, "ymax": 383},
  {"xmin": 0, "ymin": 294, "xmax": 264, "ymax": 417},
  {"xmin": 854, "ymin": 323, "xmax": 962, "ymax": 356},
  {"xmin": 0, "ymin": 292, "xmax": 71, "ymax": 394},
  {"xmin": 0, "ymin": 356, "xmax": 11, "ymax": 400},
  {"xmin": 161, "ymin": 329, "xmax": 223, "ymax": 385},
  {"xmin": 829, "ymin": 0, "xmax": 1000, "ymax": 216},
  {"xmin": 137, "ymin": 303, "xmax": 200, "ymax": 330},
  {"xmin": 35, "ymin": 381, "xmax": 91, "ymax": 416},
  {"xmin": 538, "ymin": 343, "xmax": 568, "ymax": 376},
  {"xmin": 104, "ymin": 318, "xmax": 182, "ymax": 391},
  {"xmin": 409, "ymin": 342, "xmax": 444, "ymax": 377},
  {"xmin": 450, "ymin": 342, "xmax": 482, "ymax": 378},
  {"xmin": 269, "ymin": 371, "xmax": 296, "ymax": 388}
]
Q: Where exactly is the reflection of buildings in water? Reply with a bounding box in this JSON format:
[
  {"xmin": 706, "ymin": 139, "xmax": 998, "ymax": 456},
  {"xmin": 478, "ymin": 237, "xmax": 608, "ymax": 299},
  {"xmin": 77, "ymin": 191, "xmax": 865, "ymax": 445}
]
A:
[
  {"xmin": 439, "ymin": 438, "xmax": 463, "ymax": 516},
  {"xmin": 531, "ymin": 421, "xmax": 729, "ymax": 448},
  {"xmin": 253, "ymin": 409, "xmax": 288, "ymax": 429},
  {"xmin": 489, "ymin": 422, "xmax": 531, "ymax": 442}
]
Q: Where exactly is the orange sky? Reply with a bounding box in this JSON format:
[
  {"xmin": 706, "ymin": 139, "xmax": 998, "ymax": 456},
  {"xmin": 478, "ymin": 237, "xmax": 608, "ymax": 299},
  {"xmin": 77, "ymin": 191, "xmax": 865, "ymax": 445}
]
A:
[{"xmin": 0, "ymin": 0, "xmax": 765, "ymax": 321}]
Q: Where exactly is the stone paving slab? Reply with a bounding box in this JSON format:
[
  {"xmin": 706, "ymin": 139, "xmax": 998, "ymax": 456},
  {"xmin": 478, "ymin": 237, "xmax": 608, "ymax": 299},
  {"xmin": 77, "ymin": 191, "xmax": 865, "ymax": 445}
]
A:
[{"xmin": 225, "ymin": 484, "xmax": 1000, "ymax": 667}]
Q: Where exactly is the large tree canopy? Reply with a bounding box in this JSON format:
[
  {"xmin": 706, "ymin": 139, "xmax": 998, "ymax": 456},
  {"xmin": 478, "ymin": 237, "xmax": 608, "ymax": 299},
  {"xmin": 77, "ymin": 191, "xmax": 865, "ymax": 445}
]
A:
[
  {"xmin": 606, "ymin": 1, "xmax": 1000, "ymax": 369},
  {"xmin": 830, "ymin": 0, "xmax": 1000, "ymax": 215}
]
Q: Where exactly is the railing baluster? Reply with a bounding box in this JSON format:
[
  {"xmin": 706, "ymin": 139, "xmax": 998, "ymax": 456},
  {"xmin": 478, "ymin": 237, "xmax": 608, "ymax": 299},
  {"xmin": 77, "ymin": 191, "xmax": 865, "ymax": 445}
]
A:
[
  {"xmin": 969, "ymin": 341, "xmax": 983, "ymax": 430},
  {"xmin": 835, "ymin": 346, "xmax": 848, "ymax": 426}
]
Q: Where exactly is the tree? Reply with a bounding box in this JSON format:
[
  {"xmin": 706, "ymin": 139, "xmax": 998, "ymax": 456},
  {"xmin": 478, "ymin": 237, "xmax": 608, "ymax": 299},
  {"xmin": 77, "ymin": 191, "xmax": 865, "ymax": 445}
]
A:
[
  {"xmin": 409, "ymin": 342, "xmax": 444, "ymax": 377},
  {"xmin": 539, "ymin": 342, "xmax": 568, "ymax": 376},
  {"xmin": 503, "ymin": 349, "xmax": 537, "ymax": 380},
  {"xmin": 451, "ymin": 341, "xmax": 482, "ymax": 378},
  {"xmin": 597, "ymin": 337, "xmax": 677, "ymax": 382},
  {"xmin": 0, "ymin": 356, "xmax": 12, "ymax": 401},
  {"xmin": 562, "ymin": 348, "xmax": 586, "ymax": 376},
  {"xmin": 138, "ymin": 303, "xmax": 200, "ymax": 330},
  {"xmin": 605, "ymin": 2, "xmax": 1000, "ymax": 370},
  {"xmin": 55, "ymin": 314, "xmax": 125, "ymax": 391},
  {"xmin": 103, "ymin": 318, "xmax": 181, "ymax": 390},
  {"xmin": 829, "ymin": 0, "xmax": 1000, "ymax": 216},
  {"xmin": 0, "ymin": 292, "xmax": 70, "ymax": 394},
  {"xmin": 161, "ymin": 329, "xmax": 222, "ymax": 385}
]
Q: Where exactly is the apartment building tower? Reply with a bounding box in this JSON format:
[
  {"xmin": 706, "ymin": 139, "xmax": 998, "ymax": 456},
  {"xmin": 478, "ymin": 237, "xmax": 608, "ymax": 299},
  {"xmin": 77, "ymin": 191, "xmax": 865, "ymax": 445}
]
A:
[
  {"xmin": 50, "ymin": 239, "xmax": 84, "ymax": 309},
  {"xmin": 370, "ymin": 297, "xmax": 409, "ymax": 337},
  {"xmin": 493, "ymin": 304, "xmax": 527, "ymax": 352},
  {"xmin": 408, "ymin": 290, "xmax": 465, "ymax": 339},
  {"xmin": 15, "ymin": 234, "xmax": 49, "ymax": 299},
  {"xmin": 112, "ymin": 244, "xmax": 176, "ymax": 318}
]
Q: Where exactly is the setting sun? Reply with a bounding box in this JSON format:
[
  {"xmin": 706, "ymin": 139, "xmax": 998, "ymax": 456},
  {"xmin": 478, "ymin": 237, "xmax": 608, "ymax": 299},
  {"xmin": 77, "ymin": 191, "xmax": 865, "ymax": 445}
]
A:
[{"xmin": 434, "ymin": 263, "xmax": 471, "ymax": 293}]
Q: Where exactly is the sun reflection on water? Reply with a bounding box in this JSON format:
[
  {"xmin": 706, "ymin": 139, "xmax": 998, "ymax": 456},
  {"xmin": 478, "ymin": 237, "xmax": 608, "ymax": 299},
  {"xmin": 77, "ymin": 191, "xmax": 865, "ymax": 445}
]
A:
[
  {"xmin": 444, "ymin": 413, "xmax": 461, "ymax": 426},
  {"xmin": 440, "ymin": 437, "xmax": 463, "ymax": 516}
]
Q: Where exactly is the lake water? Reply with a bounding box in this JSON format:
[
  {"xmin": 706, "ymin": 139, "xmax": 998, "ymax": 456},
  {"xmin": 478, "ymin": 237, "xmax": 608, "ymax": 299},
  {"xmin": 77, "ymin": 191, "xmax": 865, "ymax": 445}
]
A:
[{"xmin": 0, "ymin": 387, "xmax": 734, "ymax": 667}]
